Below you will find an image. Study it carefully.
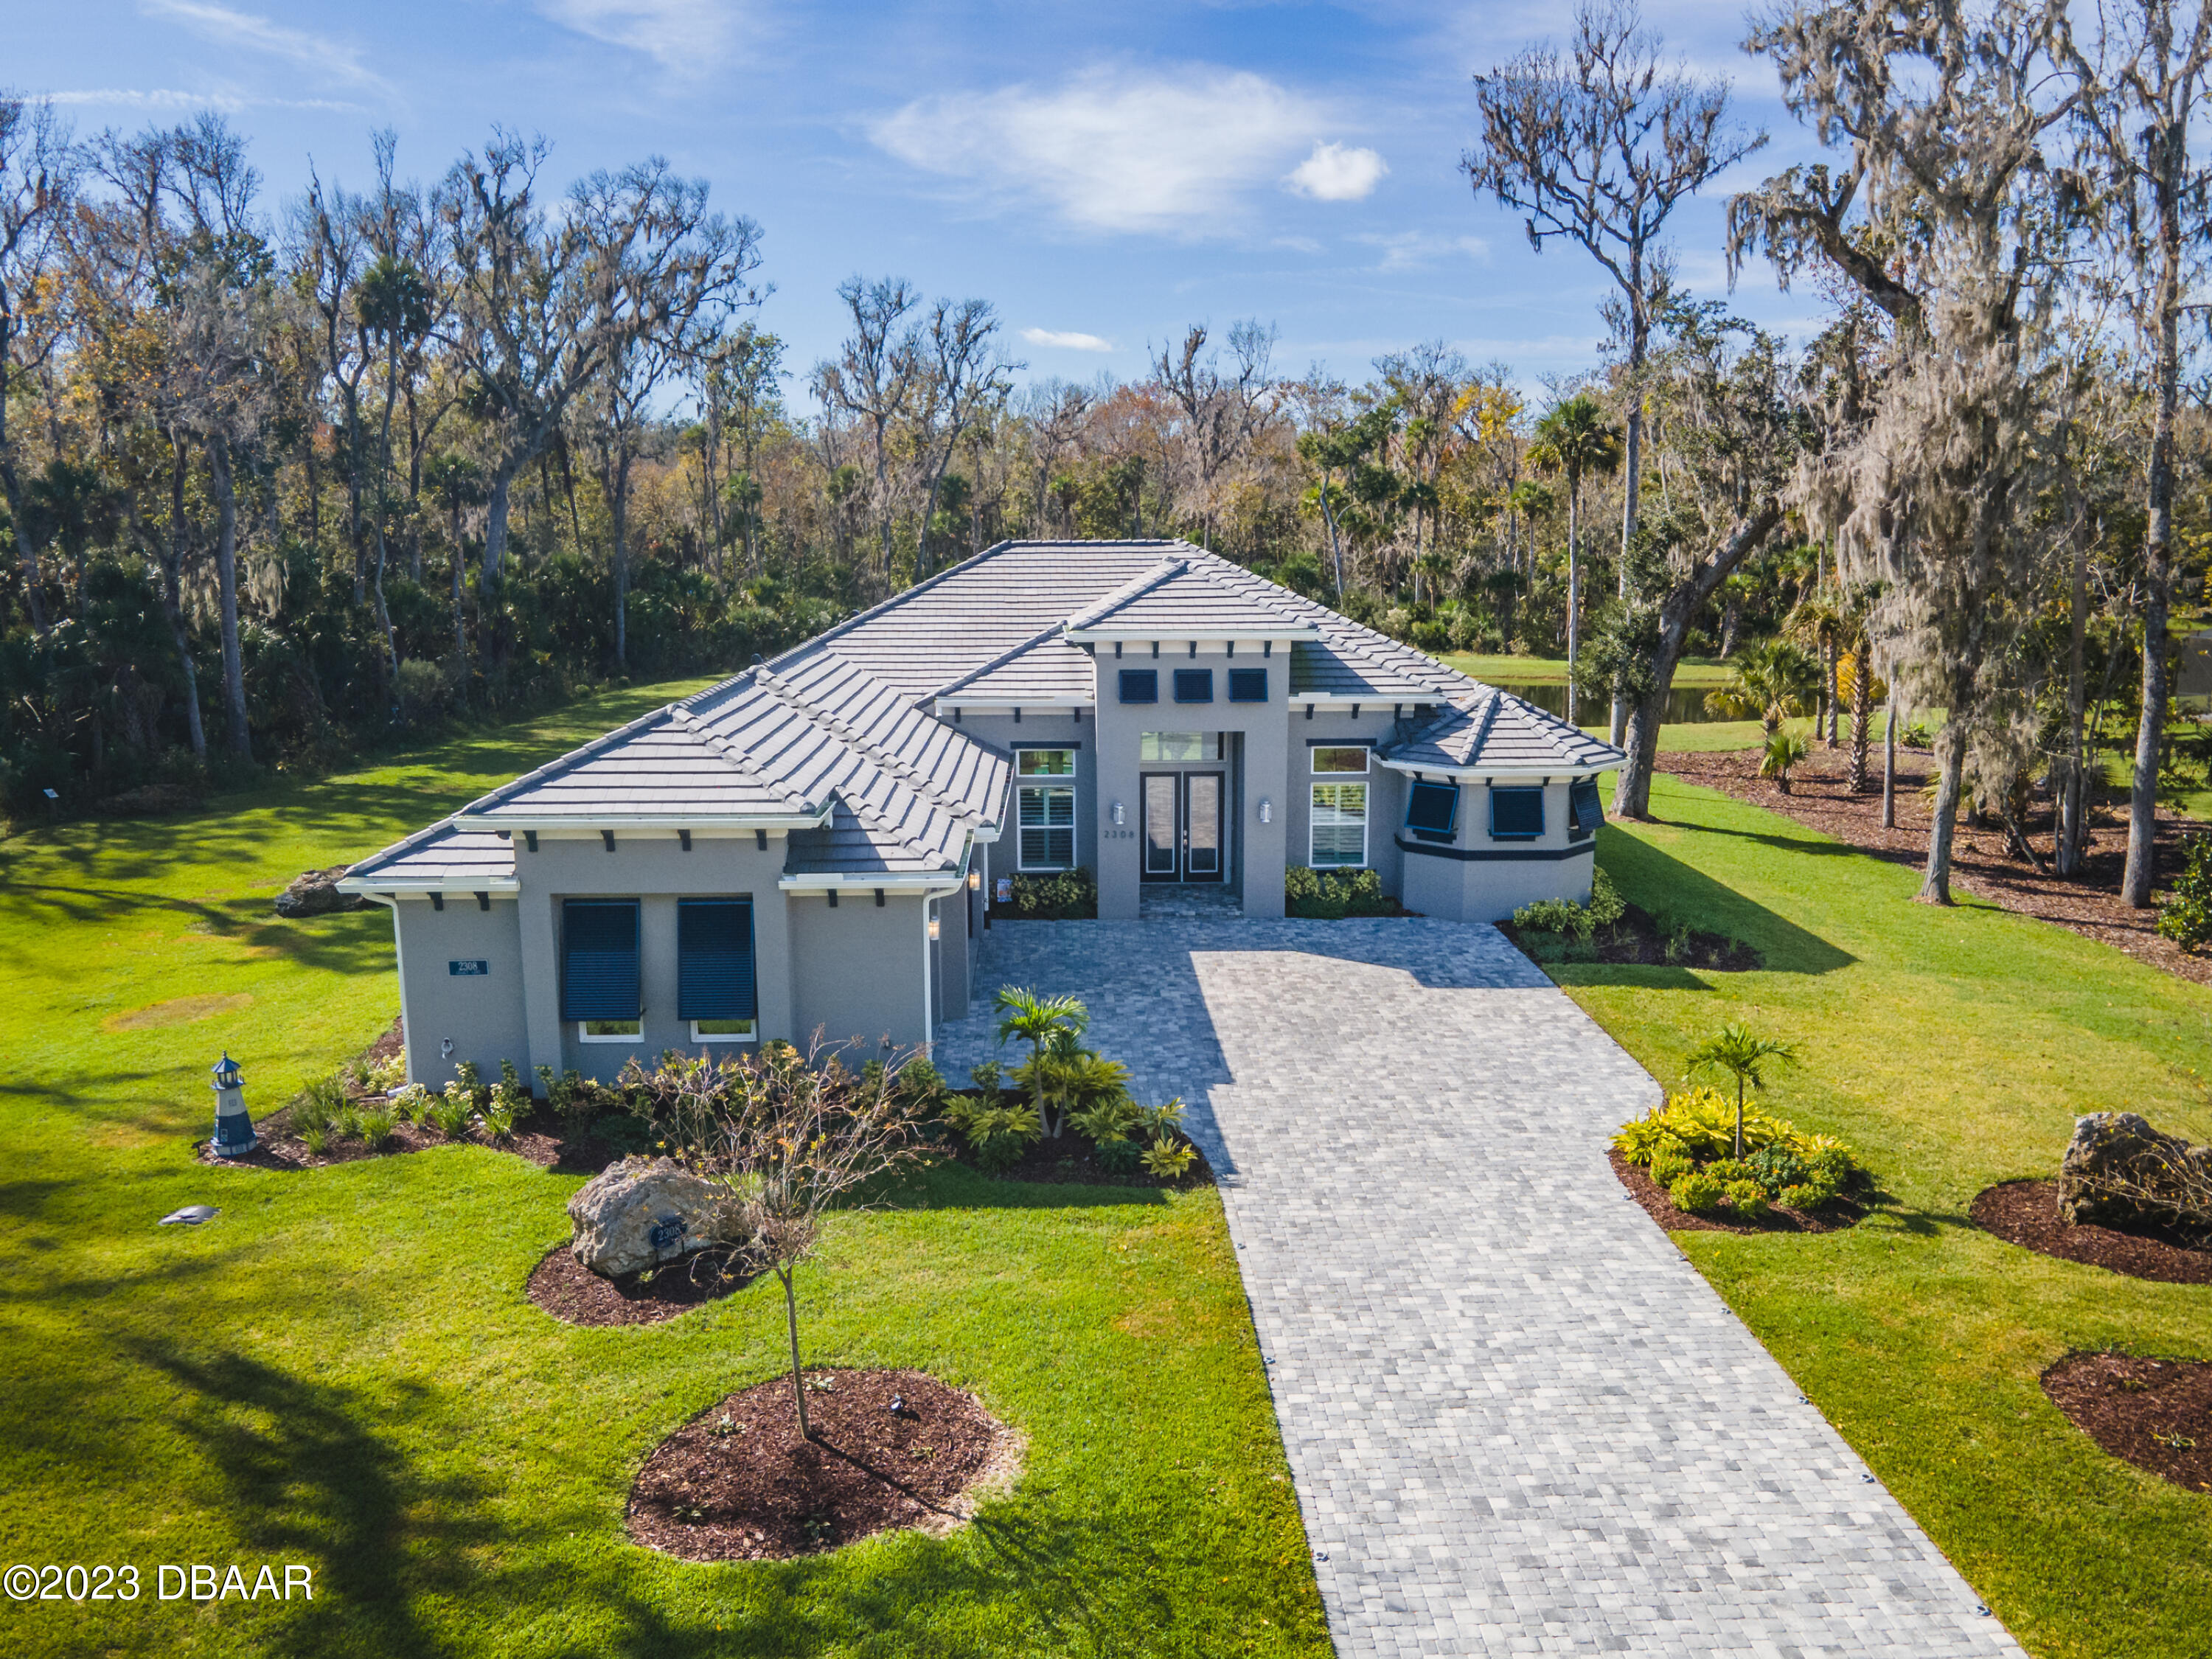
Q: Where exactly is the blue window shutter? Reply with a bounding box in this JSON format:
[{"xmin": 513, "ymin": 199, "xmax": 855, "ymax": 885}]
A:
[
  {"xmin": 1405, "ymin": 781, "xmax": 1459, "ymax": 841},
  {"xmin": 1119, "ymin": 669, "xmax": 1158, "ymax": 703},
  {"xmin": 562, "ymin": 900, "xmax": 640, "ymax": 1020},
  {"xmin": 1228, "ymin": 667, "xmax": 1267, "ymax": 703},
  {"xmin": 678, "ymin": 899, "xmax": 756, "ymax": 1020},
  {"xmin": 1489, "ymin": 787, "xmax": 1545, "ymax": 840},
  {"xmin": 1173, "ymin": 668, "xmax": 1213, "ymax": 703},
  {"xmin": 1569, "ymin": 778, "xmax": 1603, "ymax": 839}
]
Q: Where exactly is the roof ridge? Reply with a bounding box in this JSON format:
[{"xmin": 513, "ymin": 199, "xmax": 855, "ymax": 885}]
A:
[
  {"xmin": 1058, "ymin": 556, "xmax": 1188, "ymax": 633},
  {"xmin": 453, "ymin": 700, "xmax": 691, "ymax": 818},
  {"xmin": 753, "ymin": 661, "xmax": 993, "ymax": 832},
  {"xmin": 665, "ymin": 694, "xmax": 819, "ymax": 817},
  {"xmin": 750, "ymin": 539, "xmax": 1029, "ymax": 681},
  {"xmin": 931, "ymin": 620, "xmax": 1078, "ymax": 698},
  {"xmin": 1189, "ymin": 548, "xmax": 1475, "ymax": 698}
]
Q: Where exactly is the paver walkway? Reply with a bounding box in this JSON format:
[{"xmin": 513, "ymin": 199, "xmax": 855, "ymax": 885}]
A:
[{"xmin": 936, "ymin": 917, "xmax": 2023, "ymax": 1659}]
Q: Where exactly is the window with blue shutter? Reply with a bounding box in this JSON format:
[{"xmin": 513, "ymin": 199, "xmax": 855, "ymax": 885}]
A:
[
  {"xmin": 1569, "ymin": 777, "xmax": 1603, "ymax": 841},
  {"xmin": 1489, "ymin": 786, "xmax": 1544, "ymax": 841},
  {"xmin": 561, "ymin": 899, "xmax": 640, "ymax": 1020},
  {"xmin": 678, "ymin": 899, "xmax": 756, "ymax": 1023},
  {"xmin": 1173, "ymin": 668, "xmax": 1213, "ymax": 703},
  {"xmin": 1228, "ymin": 667, "xmax": 1267, "ymax": 703},
  {"xmin": 1119, "ymin": 668, "xmax": 1158, "ymax": 703},
  {"xmin": 1405, "ymin": 781, "xmax": 1459, "ymax": 843}
]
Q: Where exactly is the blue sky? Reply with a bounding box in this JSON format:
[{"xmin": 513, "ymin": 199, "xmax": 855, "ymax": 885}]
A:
[{"xmin": 18, "ymin": 0, "xmax": 1828, "ymax": 406}]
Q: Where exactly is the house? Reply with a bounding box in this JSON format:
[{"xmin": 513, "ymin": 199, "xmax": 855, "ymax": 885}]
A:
[{"xmin": 338, "ymin": 538, "xmax": 1624, "ymax": 1088}]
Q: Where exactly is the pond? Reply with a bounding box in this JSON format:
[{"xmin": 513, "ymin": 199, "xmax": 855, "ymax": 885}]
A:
[{"xmin": 1488, "ymin": 681, "xmax": 1731, "ymax": 725}]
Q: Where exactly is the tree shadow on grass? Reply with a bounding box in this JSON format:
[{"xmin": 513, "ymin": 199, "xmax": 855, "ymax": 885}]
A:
[{"xmin": 1596, "ymin": 823, "xmax": 1856, "ymax": 976}]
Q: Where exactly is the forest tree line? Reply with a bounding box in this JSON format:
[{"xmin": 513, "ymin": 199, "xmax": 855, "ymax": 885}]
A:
[{"xmin": 4, "ymin": 0, "xmax": 2212, "ymax": 911}]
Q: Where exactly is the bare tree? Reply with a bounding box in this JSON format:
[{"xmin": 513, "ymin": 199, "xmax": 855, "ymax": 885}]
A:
[
  {"xmin": 812, "ymin": 274, "xmax": 919, "ymax": 579},
  {"xmin": 0, "ymin": 93, "xmax": 78, "ymax": 636},
  {"xmin": 1467, "ymin": 0, "xmax": 1767, "ymax": 743},
  {"xmin": 1152, "ymin": 319, "xmax": 1279, "ymax": 550},
  {"xmin": 908, "ymin": 296, "xmax": 1018, "ymax": 577},
  {"xmin": 2066, "ymin": 0, "xmax": 2212, "ymax": 908},
  {"xmin": 623, "ymin": 1042, "xmax": 933, "ymax": 1441},
  {"xmin": 1018, "ymin": 378, "xmax": 1096, "ymax": 533}
]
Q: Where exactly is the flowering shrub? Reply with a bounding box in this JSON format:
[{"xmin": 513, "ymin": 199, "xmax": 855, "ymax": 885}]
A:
[{"xmin": 1615, "ymin": 1088, "xmax": 1863, "ymax": 1214}]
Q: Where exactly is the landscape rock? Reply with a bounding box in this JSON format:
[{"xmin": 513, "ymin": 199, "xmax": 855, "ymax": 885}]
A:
[
  {"xmin": 274, "ymin": 865, "xmax": 370, "ymax": 918},
  {"xmin": 568, "ymin": 1155, "xmax": 740, "ymax": 1279},
  {"xmin": 2058, "ymin": 1112, "xmax": 2212, "ymax": 1231}
]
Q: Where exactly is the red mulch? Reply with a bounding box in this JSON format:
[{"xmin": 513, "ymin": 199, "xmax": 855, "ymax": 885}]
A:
[
  {"xmin": 526, "ymin": 1244, "xmax": 754, "ymax": 1327},
  {"xmin": 1500, "ymin": 902, "xmax": 1761, "ymax": 971},
  {"xmin": 627, "ymin": 1368, "xmax": 1020, "ymax": 1562},
  {"xmin": 1972, "ymin": 1179, "xmax": 2212, "ymax": 1284},
  {"xmin": 1610, "ymin": 1147, "xmax": 1864, "ymax": 1234},
  {"xmin": 2042, "ymin": 1351, "xmax": 2212, "ymax": 1492},
  {"xmin": 1654, "ymin": 740, "xmax": 2212, "ymax": 987}
]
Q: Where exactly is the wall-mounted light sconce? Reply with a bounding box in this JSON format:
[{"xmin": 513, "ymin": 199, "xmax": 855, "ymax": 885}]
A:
[
  {"xmin": 967, "ymin": 869, "xmax": 981, "ymax": 891},
  {"xmin": 928, "ymin": 915, "xmax": 942, "ymax": 942},
  {"xmin": 1257, "ymin": 796, "xmax": 1273, "ymax": 825},
  {"xmin": 1111, "ymin": 800, "xmax": 1126, "ymax": 826}
]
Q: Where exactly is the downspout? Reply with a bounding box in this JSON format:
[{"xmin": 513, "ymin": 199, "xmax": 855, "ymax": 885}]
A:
[
  {"xmin": 362, "ymin": 892, "xmax": 413, "ymax": 1086},
  {"xmin": 919, "ymin": 879, "xmax": 966, "ymax": 1052}
]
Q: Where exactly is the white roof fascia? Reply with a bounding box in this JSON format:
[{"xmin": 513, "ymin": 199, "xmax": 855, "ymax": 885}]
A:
[
  {"xmin": 1062, "ymin": 625, "xmax": 1319, "ymax": 644},
  {"xmin": 778, "ymin": 872, "xmax": 960, "ymax": 893},
  {"xmin": 1370, "ymin": 755, "xmax": 1618, "ymax": 782},
  {"xmin": 932, "ymin": 693, "xmax": 1095, "ymax": 711},
  {"xmin": 451, "ymin": 810, "xmax": 831, "ymax": 832},
  {"xmin": 334, "ymin": 876, "xmax": 521, "ymax": 896}
]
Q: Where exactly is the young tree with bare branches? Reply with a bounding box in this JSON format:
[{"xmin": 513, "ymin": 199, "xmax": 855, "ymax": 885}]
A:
[
  {"xmin": 0, "ymin": 92, "xmax": 78, "ymax": 637},
  {"xmin": 812, "ymin": 274, "xmax": 919, "ymax": 580}
]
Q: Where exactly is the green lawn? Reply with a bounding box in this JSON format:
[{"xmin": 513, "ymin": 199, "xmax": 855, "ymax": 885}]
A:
[
  {"xmin": 1439, "ymin": 652, "xmax": 1736, "ymax": 687},
  {"xmin": 1565, "ymin": 770, "xmax": 2212, "ymax": 1659},
  {"xmin": 0, "ymin": 684, "xmax": 1325, "ymax": 1659}
]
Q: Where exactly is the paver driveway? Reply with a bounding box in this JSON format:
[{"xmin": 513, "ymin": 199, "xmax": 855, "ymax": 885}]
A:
[{"xmin": 935, "ymin": 917, "xmax": 2021, "ymax": 1659}]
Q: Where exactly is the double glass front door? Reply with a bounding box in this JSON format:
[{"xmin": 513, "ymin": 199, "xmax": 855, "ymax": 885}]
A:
[{"xmin": 1141, "ymin": 771, "xmax": 1224, "ymax": 883}]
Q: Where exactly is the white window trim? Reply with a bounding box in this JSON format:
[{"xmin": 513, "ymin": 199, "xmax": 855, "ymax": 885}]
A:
[
  {"xmin": 689, "ymin": 1019, "xmax": 757, "ymax": 1043},
  {"xmin": 1310, "ymin": 779, "xmax": 1369, "ymax": 869},
  {"xmin": 577, "ymin": 1019, "xmax": 642, "ymax": 1043},
  {"xmin": 1310, "ymin": 745, "xmax": 1370, "ymax": 776},
  {"xmin": 1016, "ymin": 779, "xmax": 1077, "ymax": 872}
]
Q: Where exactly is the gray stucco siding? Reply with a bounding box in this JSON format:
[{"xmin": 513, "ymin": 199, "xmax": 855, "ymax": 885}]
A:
[
  {"xmin": 389, "ymin": 896, "xmax": 529, "ymax": 1091},
  {"xmin": 1284, "ymin": 711, "xmax": 1411, "ymax": 901},
  {"xmin": 790, "ymin": 890, "xmax": 933, "ymax": 1054},
  {"xmin": 1397, "ymin": 777, "xmax": 1596, "ymax": 921}
]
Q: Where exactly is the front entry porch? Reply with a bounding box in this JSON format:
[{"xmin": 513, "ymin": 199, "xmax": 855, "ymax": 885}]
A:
[{"xmin": 1137, "ymin": 883, "xmax": 1243, "ymax": 921}]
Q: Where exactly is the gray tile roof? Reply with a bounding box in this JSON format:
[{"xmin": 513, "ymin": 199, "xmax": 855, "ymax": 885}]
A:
[
  {"xmin": 346, "ymin": 538, "xmax": 1621, "ymax": 881},
  {"xmin": 340, "ymin": 822, "xmax": 517, "ymax": 889},
  {"xmin": 1378, "ymin": 690, "xmax": 1624, "ymax": 776}
]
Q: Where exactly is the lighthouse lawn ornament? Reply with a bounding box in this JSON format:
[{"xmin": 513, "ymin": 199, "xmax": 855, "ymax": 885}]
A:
[{"xmin": 209, "ymin": 1053, "xmax": 257, "ymax": 1158}]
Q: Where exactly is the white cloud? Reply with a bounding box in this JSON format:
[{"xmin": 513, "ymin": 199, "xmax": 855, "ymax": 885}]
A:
[
  {"xmin": 46, "ymin": 86, "xmax": 365, "ymax": 114},
  {"xmin": 1361, "ymin": 230, "xmax": 1490, "ymax": 271},
  {"xmin": 535, "ymin": 0, "xmax": 743, "ymax": 73},
  {"xmin": 142, "ymin": 0, "xmax": 391, "ymax": 94},
  {"xmin": 1021, "ymin": 327, "xmax": 1116, "ymax": 352},
  {"xmin": 1283, "ymin": 141, "xmax": 1387, "ymax": 202},
  {"xmin": 872, "ymin": 64, "xmax": 1328, "ymax": 234}
]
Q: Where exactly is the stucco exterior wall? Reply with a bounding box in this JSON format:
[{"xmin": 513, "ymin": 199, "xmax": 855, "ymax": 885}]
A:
[
  {"xmin": 1284, "ymin": 709, "xmax": 1412, "ymax": 902},
  {"xmin": 388, "ymin": 895, "xmax": 528, "ymax": 1091},
  {"xmin": 790, "ymin": 890, "xmax": 931, "ymax": 1054}
]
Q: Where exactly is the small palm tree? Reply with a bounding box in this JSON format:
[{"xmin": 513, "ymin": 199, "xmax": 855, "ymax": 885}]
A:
[
  {"xmin": 1761, "ymin": 728, "xmax": 1810, "ymax": 793},
  {"xmin": 1684, "ymin": 1022, "xmax": 1801, "ymax": 1159},
  {"xmin": 1705, "ymin": 639, "xmax": 1820, "ymax": 739},
  {"xmin": 994, "ymin": 986, "xmax": 1089, "ymax": 1137},
  {"xmin": 1526, "ymin": 395, "xmax": 1622, "ymax": 723}
]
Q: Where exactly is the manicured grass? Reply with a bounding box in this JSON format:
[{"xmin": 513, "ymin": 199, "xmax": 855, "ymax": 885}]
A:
[
  {"xmin": 1439, "ymin": 652, "xmax": 1734, "ymax": 686},
  {"xmin": 1559, "ymin": 771, "xmax": 2212, "ymax": 1659},
  {"xmin": 0, "ymin": 684, "xmax": 1325, "ymax": 1658}
]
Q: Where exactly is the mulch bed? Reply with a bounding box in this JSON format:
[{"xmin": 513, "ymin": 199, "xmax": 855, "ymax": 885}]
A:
[
  {"xmin": 1501, "ymin": 901, "xmax": 1761, "ymax": 971},
  {"xmin": 1610, "ymin": 1147, "xmax": 1864, "ymax": 1234},
  {"xmin": 627, "ymin": 1368, "xmax": 1022, "ymax": 1562},
  {"xmin": 199, "ymin": 1106, "xmax": 644, "ymax": 1175},
  {"xmin": 2042, "ymin": 1350, "xmax": 2212, "ymax": 1492},
  {"xmin": 1655, "ymin": 740, "xmax": 2212, "ymax": 987},
  {"xmin": 1972, "ymin": 1178, "xmax": 2212, "ymax": 1284},
  {"xmin": 936, "ymin": 1126, "xmax": 1216, "ymax": 1191},
  {"xmin": 526, "ymin": 1244, "xmax": 754, "ymax": 1327}
]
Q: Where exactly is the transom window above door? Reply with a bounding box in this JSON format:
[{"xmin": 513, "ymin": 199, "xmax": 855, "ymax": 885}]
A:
[
  {"xmin": 1138, "ymin": 732, "xmax": 1221, "ymax": 762},
  {"xmin": 1311, "ymin": 745, "xmax": 1369, "ymax": 774},
  {"xmin": 1016, "ymin": 748, "xmax": 1075, "ymax": 776}
]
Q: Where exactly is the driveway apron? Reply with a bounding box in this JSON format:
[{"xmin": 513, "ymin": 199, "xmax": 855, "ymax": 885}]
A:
[{"xmin": 935, "ymin": 917, "xmax": 2020, "ymax": 1659}]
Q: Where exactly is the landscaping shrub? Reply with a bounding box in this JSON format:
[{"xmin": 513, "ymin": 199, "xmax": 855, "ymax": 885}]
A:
[
  {"xmin": 1142, "ymin": 1138, "xmax": 1197, "ymax": 1178},
  {"xmin": 1286, "ymin": 864, "xmax": 1392, "ymax": 919},
  {"xmin": 1760, "ymin": 728, "xmax": 1810, "ymax": 793},
  {"xmin": 1001, "ymin": 867, "xmax": 1098, "ymax": 921},
  {"xmin": 2157, "ymin": 833, "xmax": 2212, "ymax": 954},
  {"xmin": 1670, "ymin": 1169, "xmax": 1724, "ymax": 1214},
  {"xmin": 1725, "ymin": 1178, "xmax": 1770, "ymax": 1218},
  {"xmin": 941, "ymin": 1093, "xmax": 1042, "ymax": 1172},
  {"xmin": 293, "ymin": 1073, "xmax": 348, "ymax": 1134},
  {"xmin": 355, "ymin": 1105, "xmax": 398, "ymax": 1150},
  {"xmin": 1615, "ymin": 1088, "xmax": 1795, "ymax": 1163},
  {"xmin": 1512, "ymin": 869, "xmax": 1624, "ymax": 942},
  {"xmin": 1779, "ymin": 1183, "xmax": 1826, "ymax": 1211},
  {"xmin": 426, "ymin": 1087, "xmax": 475, "ymax": 1138},
  {"xmin": 1744, "ymin": 1144, "xmax": 1806, "ymax": 1196},
  {"xmin": 1649, "ymin": 1150, "xmax": 1693, "ymax": 1186},
  {"xmin": 1093, "ymin": 1135, "xmax": 1143, "ymax": 1178},
  {"xmin": 368, "ymin": 1051, "xmax": 407, "ymax": 1092},
  {"xmin": 1705, "ymin": 1158, "xmax": 1755, "ymax": 1186}
]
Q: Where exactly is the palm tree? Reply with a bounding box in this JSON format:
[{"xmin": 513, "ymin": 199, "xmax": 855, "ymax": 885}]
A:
[
  {"xmin": 1705, "ymin": 639, "xmax": 1820, "ymax": 739},
  {"xmin": 993, "ymin": 986, "xmax": 1089, "ymax": 1137},
  {"xmin": 1684, "ymin": 1022, "xmax": 1801, "ymax": 1158},
  {"xmin": 1526, "ymin": 395, "xmax": 1621, "ymax": 723}
]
